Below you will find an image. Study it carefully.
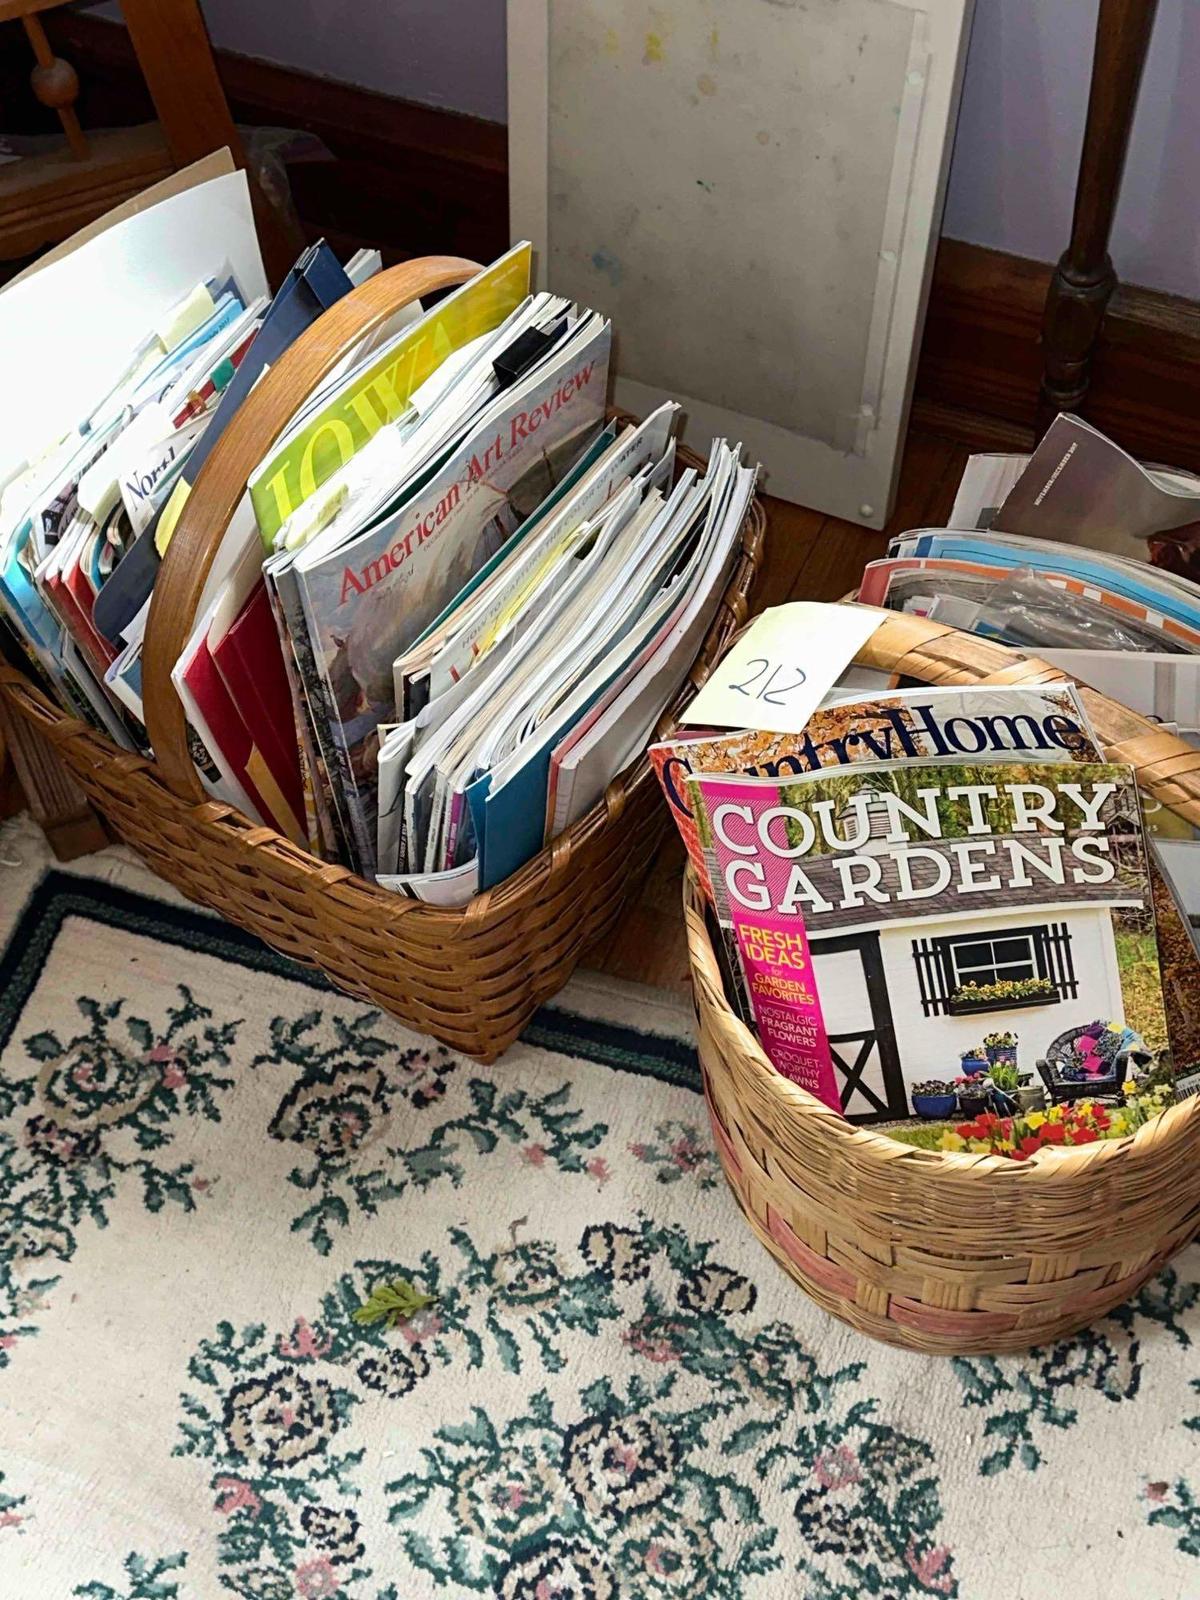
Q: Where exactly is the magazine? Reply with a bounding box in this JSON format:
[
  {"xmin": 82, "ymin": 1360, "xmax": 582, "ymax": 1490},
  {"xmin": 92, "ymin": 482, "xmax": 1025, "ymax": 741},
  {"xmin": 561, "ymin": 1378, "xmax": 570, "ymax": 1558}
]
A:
[
  {"xmin": 249, "ymin": 243, "xmax": 533, "ymax": 543},
  {"xmin": 290, "ymin": 316, "xmax": 612, "ymax": 870},
  {"xmin": 993, "ymin": 413, "xmax": 1200, "ymax": 565},
  {"xmin": 412, "ymin": 407, "xmax": 677, "ymax": 713},
  {"xmin": 865, "ymin": 530, "xmax": 1200, "ymax": 646},
  {"xmin": 919, "ymin": 568, "xmax": 1200, "ymax": 657},
  {"xmin": 688, "ymin": 759, "xmax": 1169, "ymax": 1123},
  {"xmin": 949, "ymin": 433, "xmax": 1200, "ymax": 537},
  {"xmin": 263, "ymin": 550, "xmax": 358, "ymax": 867},
  {"xmin": 863, "ymin": 553, "xmax": 1200, "ymax": 654},
  {"xmin": 651, "ymin": 683, "xmax": 1103, "ymax": 902},
  {"xmin": 376, "ymin": 428, "xmax": 751, "ymax": 905},
  {"xmin": 545, "ymin": 461, "xmax": 755, "ymax": 839},
  {"xmin": 948, "ymin": 452, "xmax": 1028, "ymax": 530}
]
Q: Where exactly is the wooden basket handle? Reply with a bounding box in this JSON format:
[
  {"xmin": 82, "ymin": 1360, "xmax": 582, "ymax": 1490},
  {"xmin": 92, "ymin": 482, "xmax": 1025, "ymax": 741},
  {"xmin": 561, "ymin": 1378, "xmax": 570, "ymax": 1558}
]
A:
[{"xmin": 143, "ymin": 254, "xmax": 483, "ymax": 799}]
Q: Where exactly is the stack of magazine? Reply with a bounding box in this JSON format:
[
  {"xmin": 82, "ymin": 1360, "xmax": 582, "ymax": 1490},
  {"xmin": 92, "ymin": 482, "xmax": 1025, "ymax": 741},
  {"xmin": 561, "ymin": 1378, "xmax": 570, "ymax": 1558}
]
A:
[
  {"xmin": 0, "ymin": 164, "xmax": 376, "ymax": 842},
  {"xmin": 657, "ymin": 667, "xmax": 1200, "ymax": 1124},
  {"xmin": 255, "ymin": 243, "xmax": 756, "ymax": 897},
  {"xmin": 860, "ymin": 411, "xmax": 1200, "ymax": 995},
  {"xmin": 0, "ymin": 170, "xmax": 757, "ymax": 907}
]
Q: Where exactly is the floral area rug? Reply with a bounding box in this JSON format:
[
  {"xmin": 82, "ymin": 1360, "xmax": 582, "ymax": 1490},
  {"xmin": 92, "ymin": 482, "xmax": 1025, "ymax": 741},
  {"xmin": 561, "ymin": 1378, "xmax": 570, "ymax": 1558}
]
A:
[{"xmin": 0, "ymin": 814, "xmax": 1198, "ymax": 1600}]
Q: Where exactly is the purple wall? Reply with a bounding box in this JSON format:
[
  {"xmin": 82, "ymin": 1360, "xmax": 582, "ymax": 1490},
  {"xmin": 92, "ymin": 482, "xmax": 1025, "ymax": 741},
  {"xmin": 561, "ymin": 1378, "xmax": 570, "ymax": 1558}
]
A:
[
  {"xmin": 941, "ymin": 0, "xmax": 1200, "ymax": 299},
  {"xmin": 191, "ymin": 0, "xmax": 1197, "ymax": 297},
  {"xmin": 198, "ymin": 0, "xmax": 509, "ymax": 122}
]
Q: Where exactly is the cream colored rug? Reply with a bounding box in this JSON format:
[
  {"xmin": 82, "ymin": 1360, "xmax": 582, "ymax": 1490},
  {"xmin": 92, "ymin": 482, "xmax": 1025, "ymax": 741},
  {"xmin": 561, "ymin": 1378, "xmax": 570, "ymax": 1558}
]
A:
[{"xmin": 0, "ymin": 814, "xmax": 1197, "ymax": 1600}]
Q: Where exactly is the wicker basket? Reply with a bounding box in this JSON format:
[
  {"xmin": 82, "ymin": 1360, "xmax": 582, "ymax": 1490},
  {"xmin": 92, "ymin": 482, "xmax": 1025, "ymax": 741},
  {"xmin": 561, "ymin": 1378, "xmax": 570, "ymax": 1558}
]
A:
[
  {"xmin": 687, "ymin": 609, "xmax": 1200, "ymax": 1354},
  {"xmin": 0, "ymin": 256, "xmax": 764, "ymax": 1062}
]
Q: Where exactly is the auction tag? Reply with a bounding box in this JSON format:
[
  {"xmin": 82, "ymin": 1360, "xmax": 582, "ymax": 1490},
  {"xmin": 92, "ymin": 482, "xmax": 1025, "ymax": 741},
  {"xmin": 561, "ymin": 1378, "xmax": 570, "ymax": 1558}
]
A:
[{"xmin": 681, "ymin": 602, "xmax": 886, "ymax": 733}]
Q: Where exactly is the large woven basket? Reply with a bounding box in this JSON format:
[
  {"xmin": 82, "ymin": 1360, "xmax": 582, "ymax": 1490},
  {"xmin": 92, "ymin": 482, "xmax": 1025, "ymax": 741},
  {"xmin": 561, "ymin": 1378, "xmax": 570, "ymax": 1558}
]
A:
[
  {"xmin": 687, "ymin": 610, "xmax": 1200, "ymax": 1354},
  {"xmin": 0, "ymin": 256, "xmax": 763, "ymax": 1062}
]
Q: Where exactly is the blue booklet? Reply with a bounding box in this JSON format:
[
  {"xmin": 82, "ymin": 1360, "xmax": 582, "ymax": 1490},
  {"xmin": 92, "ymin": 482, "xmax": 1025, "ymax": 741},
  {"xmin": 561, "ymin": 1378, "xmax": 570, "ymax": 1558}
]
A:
[{"xmin": 93, "ymin": 241, "xmax": 354, "ymax": 647}]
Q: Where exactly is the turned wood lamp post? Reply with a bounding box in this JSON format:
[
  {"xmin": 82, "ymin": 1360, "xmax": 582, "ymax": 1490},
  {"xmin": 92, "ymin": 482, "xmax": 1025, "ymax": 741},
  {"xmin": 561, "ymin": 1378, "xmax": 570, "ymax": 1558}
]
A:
[
  {"xmin": 1038, "ymin": 0, "xmax": 1160, "ymax": 431},
  {"xmin": 0, "ymin": 0, "xmax": 296, "ymax": 280},
  {"xmin": 17, "ymin": 1, "xmax": 89, "ymax": 160}
]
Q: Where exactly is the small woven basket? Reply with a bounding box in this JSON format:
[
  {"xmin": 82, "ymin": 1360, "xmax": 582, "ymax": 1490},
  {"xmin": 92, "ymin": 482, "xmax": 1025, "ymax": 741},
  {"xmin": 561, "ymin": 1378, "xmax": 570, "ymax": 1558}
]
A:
[
  {"xmin": 687, "ymin": 610, "xmax": 1200, "ymax": 1354},
  {"xmin": 0, "ymin": 256, "xmax": 764, "ymax": 1062}
]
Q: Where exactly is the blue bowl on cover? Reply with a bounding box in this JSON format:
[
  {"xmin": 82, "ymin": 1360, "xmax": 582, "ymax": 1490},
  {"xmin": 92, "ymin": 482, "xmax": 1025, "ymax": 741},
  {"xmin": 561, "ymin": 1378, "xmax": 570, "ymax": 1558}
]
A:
[{"xmin": 912, "ymin": 1092, "xmax": 957, "ymax": 1119}]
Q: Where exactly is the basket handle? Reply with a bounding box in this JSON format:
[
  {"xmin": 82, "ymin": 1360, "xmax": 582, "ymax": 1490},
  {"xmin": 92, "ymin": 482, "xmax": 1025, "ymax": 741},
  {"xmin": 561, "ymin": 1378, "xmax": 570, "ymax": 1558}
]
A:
[{"xmin": 142, "ymin": 255, "xmax": 484, "ymax": 800}]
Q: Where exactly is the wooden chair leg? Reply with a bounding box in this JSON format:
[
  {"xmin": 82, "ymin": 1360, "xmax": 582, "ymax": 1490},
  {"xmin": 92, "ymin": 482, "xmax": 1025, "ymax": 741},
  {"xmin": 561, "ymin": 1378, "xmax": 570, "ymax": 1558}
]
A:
[
  {"xmin": 0, "ymin": 697, "xmax": 108, "ymax": 861},
  {"xmin": 120, "ymin": 0, "xmax": 302, "ymax": 287},
  {"xmin": 1037, "ymin": 0, "xmax": 1159, "ymax": 433}
]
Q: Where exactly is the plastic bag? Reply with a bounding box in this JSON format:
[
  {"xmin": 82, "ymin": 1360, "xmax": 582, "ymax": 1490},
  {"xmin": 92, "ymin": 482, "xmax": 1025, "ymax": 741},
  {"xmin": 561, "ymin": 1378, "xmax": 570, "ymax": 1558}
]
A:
[{"xmin": 928, "ymin": 568, "xmax": 1200, "ymax": 655}]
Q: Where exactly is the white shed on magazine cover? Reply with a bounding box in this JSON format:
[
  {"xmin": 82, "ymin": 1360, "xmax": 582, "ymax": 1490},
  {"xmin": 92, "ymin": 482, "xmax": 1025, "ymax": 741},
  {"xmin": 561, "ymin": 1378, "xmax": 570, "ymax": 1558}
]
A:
[
  {"xmin": 696, "ymin": 760, "xmax": 1170, "ymax": 1124},
  {"xmin": 812, "ymin": 892, "xmax": 1128, "ymax": 1122},
  {"xmin": 800, "ymin": 818, "xmax": 1147, "ymax": 1122}
]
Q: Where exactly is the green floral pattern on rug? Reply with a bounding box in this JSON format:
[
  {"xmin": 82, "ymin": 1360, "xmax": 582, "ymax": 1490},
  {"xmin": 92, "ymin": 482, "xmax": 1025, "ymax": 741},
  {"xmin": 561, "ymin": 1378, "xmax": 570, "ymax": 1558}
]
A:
[
  {"xmin": 627, "ymin": 1121, "xmax": 720, "ymax": 1190},
  {"xmin": 73, "ymin": 1551, "xmax": 189, "ymax": 1600},
  {"xmin": 174, "ymin": 1224, "xmax": 956, "ymax": 1599},
  {"xmin": 0, "ymin": 1472, "xmax": 26, "ymax": 1535},
  {"xmin": 1142, "ymin": 1377, "xmax": 1200, "ymax": 1560},
  {"xmin": 1, "ymin": 844, "xmax": 1198, "ymax": 1598},
  {"xmin": 950, "ymin": 1269, "xmax": 1198, "ymax": 1476},
  {"xmin": 1, "ymin": 987, "xmax": 235, "ymax": 1364},
  {"xmin": 253, "ymin": 1011, "xmax": 609, "ymax": 1256}
]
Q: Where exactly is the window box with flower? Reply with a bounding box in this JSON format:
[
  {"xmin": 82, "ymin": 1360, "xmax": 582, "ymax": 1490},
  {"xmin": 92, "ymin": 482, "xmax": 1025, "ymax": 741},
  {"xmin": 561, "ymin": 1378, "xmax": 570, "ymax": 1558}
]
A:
[{"xmin": 947, "ymin": 978, "xmax": 1057, "ymax": 1017}]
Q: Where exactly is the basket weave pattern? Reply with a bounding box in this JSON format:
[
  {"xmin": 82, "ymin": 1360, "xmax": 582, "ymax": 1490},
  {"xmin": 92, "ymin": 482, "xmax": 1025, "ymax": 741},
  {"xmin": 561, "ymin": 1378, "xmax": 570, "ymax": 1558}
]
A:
[
  {"xmin": 1, "ymin": 485, "xmax": 761, "ymax": 1061},
  {"xmin": 687, "ymin": 611, "xmax": 1200, "ymax": 1354},
  {"xmin": 0, "ymin": 260, "xmax": 764, "ymax": 1063}
]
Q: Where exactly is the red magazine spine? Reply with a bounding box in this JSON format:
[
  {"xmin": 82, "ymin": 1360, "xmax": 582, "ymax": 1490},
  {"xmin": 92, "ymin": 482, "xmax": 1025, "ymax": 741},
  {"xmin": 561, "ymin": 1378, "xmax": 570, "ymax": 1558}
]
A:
[
  {"xmin": 211, "ymin": 584, "xmax": 306, "ymax": 831},
  {"xmin": 180, "ymin": 641, "xmax": 278, "ymax": 828}
]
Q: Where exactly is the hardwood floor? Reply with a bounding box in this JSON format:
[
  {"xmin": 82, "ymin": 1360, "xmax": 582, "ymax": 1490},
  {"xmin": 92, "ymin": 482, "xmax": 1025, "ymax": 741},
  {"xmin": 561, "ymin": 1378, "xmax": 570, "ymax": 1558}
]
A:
[{"xmin": 585, "ymin": 425, "xmax": 970, "ymax": 995}]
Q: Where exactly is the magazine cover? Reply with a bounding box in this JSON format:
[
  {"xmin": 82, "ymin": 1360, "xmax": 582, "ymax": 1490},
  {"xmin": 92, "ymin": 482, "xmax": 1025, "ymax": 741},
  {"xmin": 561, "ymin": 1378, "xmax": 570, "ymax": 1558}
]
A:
[
  {"xmin": 260, "ymin": 567, "xmax": 326, "ymax": 857},
  {"xmin": 992, "ymin": 412, "xmax": 1200, "ymax": 564},
  {"xmin": 689, "ymin": 760, "xmax": 1170, "ymax": 1124},
  {"xmin": 653, "ymin": 683, "xmax": 1102, "ymax": 901},
  {"xmin": 264, "ymin": 555, "xmax": 358, "ymax": 868},
  {"xmin": 249, "ymin": 243, "xmax": 534, "ymax": 543},
  {"xmin": 293, "ymin": 320, "xmax": 611, "ymax": 872}
]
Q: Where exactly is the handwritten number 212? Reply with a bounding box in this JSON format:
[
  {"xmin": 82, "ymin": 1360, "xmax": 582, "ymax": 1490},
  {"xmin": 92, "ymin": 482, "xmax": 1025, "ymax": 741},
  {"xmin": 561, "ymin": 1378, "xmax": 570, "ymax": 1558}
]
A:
[{"xmin": 729, "ymin": 658, "xmax": 807, "ymax": 705}]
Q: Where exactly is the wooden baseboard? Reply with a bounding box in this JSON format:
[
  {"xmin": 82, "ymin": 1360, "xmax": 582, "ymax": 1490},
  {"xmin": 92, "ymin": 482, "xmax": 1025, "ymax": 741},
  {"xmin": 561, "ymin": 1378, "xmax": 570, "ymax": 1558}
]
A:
[
  {"xmin": 33, "ymin": 13, "xmax": 1200, "ymax": 474},
  {"xmin": 40, "ymin": 11, "xmax": 509, "ymax": 268},
  {"xmin": 918, "ymin": 239, "xmax": 1200, "ymax": 471}
]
